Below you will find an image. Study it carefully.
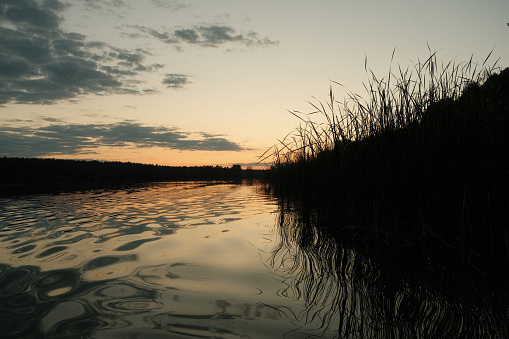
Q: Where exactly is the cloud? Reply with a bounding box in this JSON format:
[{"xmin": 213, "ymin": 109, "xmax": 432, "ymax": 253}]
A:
[
  {"xmin": 132, "ymin": 24, "xmax": 279, "ymax": 49},
  {"xmin": 150, "ymin": 0, "xmax": 189, "ymax": 12},
  {"xmin": 197, "ymin": 26, "xmax": 244, "ymax": 46},
  {"xmin": 0, "ymin": 0, "xmax": 159, "ymax": 105},
  {"xmin": 162, "ymin": 73, "xmax": 191, "ymax": 89},
  {"xmin": 40, "ymin": 117, "xmax": 65, "ymax": 123},
  {"xmin": 78, "ymin": 0, "xmax": 129, "ymax": 20},
  {"xmin": 80, "ymin": 0, "xmax": 128, "ymax": 11},
  {"xmin": 2, "ymin": 0, "xmax": 64, "ymax": 28},
  {"xmin": 174, "ymin": 29, "xmax": 200, "ymax": 44},
  {"xmin": 0, "ymin": 121, "xmax": 244, "ymax": 157}
]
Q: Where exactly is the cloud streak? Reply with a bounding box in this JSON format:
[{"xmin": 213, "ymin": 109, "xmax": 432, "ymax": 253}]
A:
[
  {"xmin": 80, "ymin": 0, "xmax": 128, "ymax": 11},
  {"xmin": 150, "ymin": 0, "xmax": 189, "ymax": 12},
  {"xmin": 133, "ymin": 24, "xmax": 279, "ymax": 49},
  {"xmin": 162, "ymin": 73, "xmax": 191, "ymax": 88},
  {"xmin": 0, "ymin": 121, "xmax": 244, "ymax": 157},
  {"xmin": 0, "ymin": 0, "xmax": 159, "ymax": 105}
]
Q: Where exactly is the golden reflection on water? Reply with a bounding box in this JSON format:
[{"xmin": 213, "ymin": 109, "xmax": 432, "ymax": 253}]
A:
[
  {"xmin": 1, "ymin": 181, "xmax": 334, "ymax": 338},
  {"xmin": 0, "ymin": 182, "xmax": 270, "ymax": 274}
]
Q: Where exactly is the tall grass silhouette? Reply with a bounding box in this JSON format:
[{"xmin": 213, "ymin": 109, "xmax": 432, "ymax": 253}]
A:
[
  {"xmin": 264, "ymin": 49, "xmax": 509, "ymax": 274},
  {"xmin": 262, "ymin": 49, "xmax": 498, "ymax": 163}
]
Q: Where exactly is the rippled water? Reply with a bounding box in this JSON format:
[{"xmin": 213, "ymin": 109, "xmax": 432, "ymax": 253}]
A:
[
  {"xmin": 0, "ymin": 181, "xmax": 337, "ymax": 339},
  {"xmin": 2, "ymin": 181, "xmax": 507, "ymax": 338}
]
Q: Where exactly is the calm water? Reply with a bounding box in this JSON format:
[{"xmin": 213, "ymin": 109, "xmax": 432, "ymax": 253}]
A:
[
  {"xmin": 1, "ymin": 181, "xmax": 507, "ymax": 338},
  {"xmin": 0, "ymin": 181, "xmax": 338, "ymax": 338}
]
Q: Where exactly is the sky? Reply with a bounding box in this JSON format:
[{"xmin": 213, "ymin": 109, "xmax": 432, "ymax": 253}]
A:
[{"xmin": 1, "ymin": 0, "xmax": 508, "ymax": 167}]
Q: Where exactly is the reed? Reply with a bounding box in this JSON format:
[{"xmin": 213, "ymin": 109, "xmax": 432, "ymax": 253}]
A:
[
  {"xmin": 262, "ymin": 49, "xmax": 498, "ymax": 163},
  {"xmin": 264, "ymin": 50, "xmax": 509, "ymax": 273}
]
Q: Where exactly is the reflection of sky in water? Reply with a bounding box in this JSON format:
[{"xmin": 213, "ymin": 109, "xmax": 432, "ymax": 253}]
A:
[
  {"xmin": 0, "ymin": 183, "xmax": 267, "ymax": 273},
  {"xmin": 0, "ymin": 182, "xmax": 333, "ymax": 338}
]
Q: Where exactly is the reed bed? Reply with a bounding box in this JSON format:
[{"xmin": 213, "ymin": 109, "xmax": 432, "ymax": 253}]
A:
[{"xmin": 264, "ymin": 50, "xmax": 509, "ymax": 275}]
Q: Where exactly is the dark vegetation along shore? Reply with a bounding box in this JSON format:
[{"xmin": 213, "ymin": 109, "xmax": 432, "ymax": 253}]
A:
[
  {"xmin": 265, "ymin": 52, "xmax": 509, "ymax": 300},
  {"xmin": 0, "ymin": 158, "xmax": 264, "ymax": 195}
]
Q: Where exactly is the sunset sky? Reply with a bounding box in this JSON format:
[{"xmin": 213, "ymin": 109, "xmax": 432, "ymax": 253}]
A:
[{"xmin": 1, "ymin": 0, "xmax": 508, "ymax": 167}]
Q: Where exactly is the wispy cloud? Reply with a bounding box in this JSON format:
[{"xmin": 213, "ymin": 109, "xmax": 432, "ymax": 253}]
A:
[
  {"xmin": 0, "ymin": 121, "xmax": 244, "ymax": 157},
  {"xmin": 0, "ymin": 0, "xmax": 159, "ymax": 105},
  {"xmin": 162, "ymin": 73, "xmax": 191, "ymax": 89},
  {"xmin": 80, "ymin": 0, "xmax": 128, "ymax": 11},
  {"xmin": 150, "ymin": 0, "xmax": 190, "ymax": 12},
  {"xmin": 131, "ymin": 24, "xmax": 279, "ymax": 49}
]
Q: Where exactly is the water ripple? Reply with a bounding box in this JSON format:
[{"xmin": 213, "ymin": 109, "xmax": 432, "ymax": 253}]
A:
[
  {"xmin": 0, "ymin": 182, "xmax": 301, "ymax": 338},
  {"xmin": 0, "ymin": 182, "xmax": 276, "ymax": 271}
]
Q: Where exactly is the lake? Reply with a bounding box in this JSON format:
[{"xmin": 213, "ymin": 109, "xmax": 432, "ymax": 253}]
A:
[
  {"xmin": 0, "ymin": 181, "xmax": 337, "ymax": 338},
  {"xmin": 1, "ymin": 181, "xmax": 507, "ymax": 338}
]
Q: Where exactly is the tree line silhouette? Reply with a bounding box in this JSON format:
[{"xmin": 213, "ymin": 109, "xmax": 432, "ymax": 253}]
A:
[{"xmin": 1, "ymin": 157, "xmax": 262, "ymax": 186}]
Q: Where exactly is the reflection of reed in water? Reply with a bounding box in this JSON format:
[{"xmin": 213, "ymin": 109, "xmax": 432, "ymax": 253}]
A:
[{"xmin": 268, "ymin": 201, "xmax": 509, "ymax": 338}]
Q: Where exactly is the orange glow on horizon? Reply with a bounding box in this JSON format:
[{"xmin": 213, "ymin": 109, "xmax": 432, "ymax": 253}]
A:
[{"xmin": 37, "ymin": 146, "xmax": 271, "ymax": 169}]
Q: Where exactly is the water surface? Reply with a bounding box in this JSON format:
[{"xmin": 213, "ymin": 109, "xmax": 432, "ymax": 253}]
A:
[
  {"xmin": 1, "ymin": 181, "xmax": 507, "ymax": 338},
  {"xmin": 0, "ymin": 181, "xmax": 335, "ymax": 338}
]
